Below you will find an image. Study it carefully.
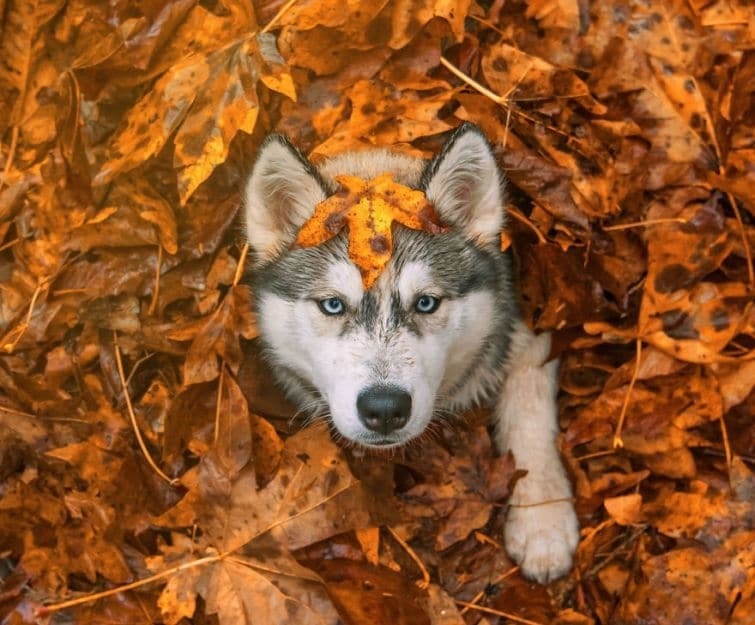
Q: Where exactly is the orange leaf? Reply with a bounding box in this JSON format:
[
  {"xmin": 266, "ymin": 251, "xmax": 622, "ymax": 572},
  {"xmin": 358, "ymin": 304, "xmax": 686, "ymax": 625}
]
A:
[{"xmin": 294, "ymin": 174, "xmax": 447, "ymax": 289}]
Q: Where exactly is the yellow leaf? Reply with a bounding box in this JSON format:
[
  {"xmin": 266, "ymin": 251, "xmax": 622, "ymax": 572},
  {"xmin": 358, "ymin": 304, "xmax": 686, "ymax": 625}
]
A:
[{"xmin": 294, "ymin": 174, "xmax": 448, "ymax": 289}]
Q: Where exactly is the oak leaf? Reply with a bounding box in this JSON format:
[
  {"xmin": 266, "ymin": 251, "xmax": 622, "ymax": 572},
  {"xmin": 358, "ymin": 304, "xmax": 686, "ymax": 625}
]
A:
[{"xmin": 294, "ymin": 174, "xmax": 447, "ymax": 289}]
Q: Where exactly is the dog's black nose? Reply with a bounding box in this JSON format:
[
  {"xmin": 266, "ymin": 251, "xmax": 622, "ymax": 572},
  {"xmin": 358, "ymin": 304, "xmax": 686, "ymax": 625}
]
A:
[{"xmin": 357, "ymin": 386, "xmax": 412, "ymax": 434}]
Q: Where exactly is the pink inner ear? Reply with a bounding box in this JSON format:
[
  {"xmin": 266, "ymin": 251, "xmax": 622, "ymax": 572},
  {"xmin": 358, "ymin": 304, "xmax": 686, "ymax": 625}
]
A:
[
  {"xmin": 422, "ymin": 127, "xmax": 504, "ymax": 243},
  {"xmin": 244, "ymin": 138, "xmax": 328, "ymax": 259}
]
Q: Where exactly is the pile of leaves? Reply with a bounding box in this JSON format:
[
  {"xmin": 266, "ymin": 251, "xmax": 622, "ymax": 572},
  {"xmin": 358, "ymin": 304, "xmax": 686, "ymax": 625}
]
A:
[{"xmin": 0, "ymin": 1, "xmax": 753, "ymax": 624}]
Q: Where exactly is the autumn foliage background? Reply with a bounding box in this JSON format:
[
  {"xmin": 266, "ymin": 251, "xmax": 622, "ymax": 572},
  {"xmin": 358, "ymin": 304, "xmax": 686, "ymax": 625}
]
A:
[{"xmin": 0, "ymin": 1, "xmax": 753, "ymax": 624}]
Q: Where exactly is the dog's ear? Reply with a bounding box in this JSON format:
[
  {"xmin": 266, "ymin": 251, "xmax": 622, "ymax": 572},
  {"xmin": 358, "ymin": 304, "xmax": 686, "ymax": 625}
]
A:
[
  {"xmin": 243, "ymin": 135, "xmax": 328, "ymax": 261},
  {"xmin": 422, "ymin": 124, "xmax": 505, "ymax": 245}
]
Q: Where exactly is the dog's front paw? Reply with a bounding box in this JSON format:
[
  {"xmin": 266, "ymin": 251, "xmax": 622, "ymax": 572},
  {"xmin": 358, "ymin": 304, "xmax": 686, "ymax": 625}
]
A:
[{"xmin": 504, "ymin": 499, "xmax": 579, "ymax": 583}]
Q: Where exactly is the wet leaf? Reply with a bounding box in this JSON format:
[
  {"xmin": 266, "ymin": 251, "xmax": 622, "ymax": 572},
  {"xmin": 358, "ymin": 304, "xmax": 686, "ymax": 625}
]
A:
[
  {"xmin": 95, "ymin": 24, "xmax": 294, "ymax": 204},
  {"xmin": 2, "ymin": 2, "xmax": 754, "ymax": 624},
  {"xmin": 295, "ymin": 174, "xmax": 448, "ymax": 288}
]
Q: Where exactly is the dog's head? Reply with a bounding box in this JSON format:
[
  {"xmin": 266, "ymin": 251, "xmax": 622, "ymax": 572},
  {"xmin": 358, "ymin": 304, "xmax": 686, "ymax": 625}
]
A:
[{"xmin": 244, "ymin": 125, "xmax": 510, "ymax": 447}]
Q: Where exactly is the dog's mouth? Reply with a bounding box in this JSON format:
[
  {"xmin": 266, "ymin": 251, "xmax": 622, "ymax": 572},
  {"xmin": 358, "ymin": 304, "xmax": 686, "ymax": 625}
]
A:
[{"xmin": 355, "ymin": 432, "xmax": 406, "ymax": 448}]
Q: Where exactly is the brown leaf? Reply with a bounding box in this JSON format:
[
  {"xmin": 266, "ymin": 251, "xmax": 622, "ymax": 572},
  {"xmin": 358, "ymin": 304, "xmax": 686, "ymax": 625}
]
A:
[
  {"xmin": 151, "ymin": 428, "xmax": 376, "ymax": 624},
  {"xmin": 309, "ymin": 558, "xmax": 431, "ymax": 625},
  {"xmin": 182, "ymin": 285, "xmax": 257, "ymax": 385},
  {"xmin": 398, "ymin": 426, "xmax": 516, "ymax": 550},
  {"xmin": 3, "ymin": 2, "xmax": 755, "ymax": 623},
  {"xmin": 482, "ymin": 42, "xmax": 606, "ymax": 114},
  {"xmin": 615, "ymin": 531, "xmax": 754, "ymax": 625}
]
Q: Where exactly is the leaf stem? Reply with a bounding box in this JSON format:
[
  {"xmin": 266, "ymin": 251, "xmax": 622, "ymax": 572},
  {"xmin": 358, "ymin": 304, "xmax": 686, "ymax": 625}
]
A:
[
  {"xmin": 113, "ymin": 330, "xmax": 178, "ymax": 486},
  {"xmin": 458, "ymin": 566, "xmax": 519, "ymax": 615},
  {"xmin": 613, "ymin": 338, "xmax": 642, "ymax": 448},
  {"xmin": 261, "ymin": 0, "xmax": 299, "ymax": 33},
  {"xmin": 233, "ymin": 242, "xmax": 249, "ymax": 286},
  {"xmin": 603, "ymin": 217, "xmax": 688, "ymax": 231},
  {"xmin": 1, "ymin": 281, "xmax": 44, "ymax": 353},
  {"xmin": 386, "ymin": 526, "xmax": 430, "ymax": 589},
  {"xmin": 147, "ymin": 243, "xmax": 163, "ymax": 316},
  {"xmin": 37, "ymin": 553, "xmax": 222, "ymax": 616},
  {"xmin": 455, "ymin": 600, "xmax": 544, "ymax": 625}
]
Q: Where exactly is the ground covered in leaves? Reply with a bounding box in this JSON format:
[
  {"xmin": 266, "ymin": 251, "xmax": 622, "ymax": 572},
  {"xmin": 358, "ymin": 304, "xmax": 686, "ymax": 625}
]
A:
[{"xmin": 1, "ymin": 1, "xmax": 754, "ymax": 624}]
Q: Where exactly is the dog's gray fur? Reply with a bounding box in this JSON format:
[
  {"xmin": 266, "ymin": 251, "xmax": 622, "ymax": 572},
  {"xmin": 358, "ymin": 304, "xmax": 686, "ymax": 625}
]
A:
[{"xmin": 243, "ymin": 124, "xmax": 579, "ymax": 582}]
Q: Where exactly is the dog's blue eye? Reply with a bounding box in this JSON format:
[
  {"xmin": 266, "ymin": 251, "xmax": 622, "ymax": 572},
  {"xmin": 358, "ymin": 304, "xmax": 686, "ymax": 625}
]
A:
[
  {"xmin": 318, "ymin": 297, "xmax": 345, "ymax": 315},
  {"xmin": 415, "ymin": 295, "xmax": 440, "ymax": 314}
]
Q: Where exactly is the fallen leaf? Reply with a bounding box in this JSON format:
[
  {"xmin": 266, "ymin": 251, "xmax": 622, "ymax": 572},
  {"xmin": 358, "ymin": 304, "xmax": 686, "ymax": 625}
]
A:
[
  {"xmin": 181, "ymin": 285, "xmax": 257, "ymax": 385},
  {"xmin": 295, "ymin": 174, "xmax": 448, "ymax": 288},
  {"xmin": 604, "ymin": 493, "xmax": 643, "ymax": 526}
]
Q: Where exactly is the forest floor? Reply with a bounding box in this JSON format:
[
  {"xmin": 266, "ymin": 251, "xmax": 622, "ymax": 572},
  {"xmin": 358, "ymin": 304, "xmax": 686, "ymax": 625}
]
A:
[{"xmin": 0, "ymin": 1, "xmax": 753, "ymax": 624}]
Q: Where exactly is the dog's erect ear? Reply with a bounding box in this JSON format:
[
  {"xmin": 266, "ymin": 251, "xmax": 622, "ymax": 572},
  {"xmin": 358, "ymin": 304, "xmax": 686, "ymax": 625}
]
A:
[
  {"xmin": 243, "ymin": 135, "xmax": 328, "ymax": 261},
  {"xmin": 422, "ymin": 124, "xmax": 505, "ymax": 244}
]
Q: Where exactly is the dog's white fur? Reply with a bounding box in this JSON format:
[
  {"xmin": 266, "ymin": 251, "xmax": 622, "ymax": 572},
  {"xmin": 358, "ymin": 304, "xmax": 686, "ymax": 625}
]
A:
[{"xmin": 244, "ymin": 128, "xmax": 579, "ymax": 582}]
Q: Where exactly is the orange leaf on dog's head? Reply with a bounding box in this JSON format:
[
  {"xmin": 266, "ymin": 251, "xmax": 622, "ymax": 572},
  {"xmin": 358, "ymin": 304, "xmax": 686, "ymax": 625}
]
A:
[{"xmin": 294, "ymin": 174, "xmax": 448, "ymax": 289}]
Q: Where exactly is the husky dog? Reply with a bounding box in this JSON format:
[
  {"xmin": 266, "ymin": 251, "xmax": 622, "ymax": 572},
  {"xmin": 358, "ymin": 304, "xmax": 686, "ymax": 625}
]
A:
[{"xmin": 243, "ymin": 124, "xmax": 579, "ymax": 583}]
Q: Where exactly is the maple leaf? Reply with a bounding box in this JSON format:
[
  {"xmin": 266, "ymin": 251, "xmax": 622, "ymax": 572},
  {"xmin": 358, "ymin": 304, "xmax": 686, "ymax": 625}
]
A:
[
  {"xmin": 150, "ymin": 427, "xmax": 373, "ymax": 625},
  {"xmin": 294, "ymin": 174, "xmax": 447, "ymax": 289}
]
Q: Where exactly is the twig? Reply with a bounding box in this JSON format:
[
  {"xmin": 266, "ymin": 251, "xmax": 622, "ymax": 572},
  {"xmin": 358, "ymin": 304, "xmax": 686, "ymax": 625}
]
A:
[
  {"xmin": 439, "ymin": 56, "xmax": 508, "ymax": 105},
  {"xmin": 720, "ymin": 413, "xmax": 732, "ymax": 476},
  {"xmin": 508, "ymin": 207, "xmax": 548, "ymax": 244},
  {"xmin": 440, "ymin": 56, "xmax": 572, "ymax": 141},
  {"xmin": 700, "ymin": 448, "xmax": 755, "ymax": 465},
  {"xmin": 573, "ymin": 449, "xmax": 618, "ymax": 462},
  {"xmin": 147, "ymin": 244, "xmax": 163, "ymax": 316},
  {"xmin": 726, "ymin": 192, "xmax": 754, "ymax": 288},
  {"xmin": 502, "ymin": 93, "xmax": 513, "ymax": 150},
  {"xmin": 584, "ymin": 526, "xmax": 646, "ymax": 578},
  {"xmin": 500, "ymin": 61, "xmax": 534, "ymax": 150},
  {"xmin": 0, "ymin": 237, "xmax": 19, "ymax": 252},
  {"xmin": 113, "ymin": 331, "xmax": 177, "ymax": 486},
  {"xmin": 386, "ymin": 526, "xmax": 430, "ymax": 589},
  {"xmin": 467, "ymin": 13, "xmax": 506, "ymax": 37},
  {"xmin": 1, "ymin": 282, "xmax": 44, "ymax": 353},
  {"xmin": 459, "ymin": 566, "xmax": 519, "ymax": 615},
  {"xmin": 0, "ymin": 126, "xmax": 19, "ymax": 193},
  {"xmin": 613, "ymin": 338, "xmax": 642, "ymax": 448},
  {"xmin": 0, "ymin": 405, "xmax": 36, "ymax": 419},
  {"xmin": 124, "ymin": 352, "xmax": 156, "ymax": 387},
  {"xmin": 455, "ymin": 600, "xmax": 544, "ymax": 625},
  {"xmin": 508, "ymin": 496, "xmax": 574, "ymax": 508},
  {"xmin": 37, "ymin": 553, "xmax": 222, "ymax": 616},
  {"xmin": 50, "ymin": 288, "xmax": 88, "ymax": 296},
  {"xmin": 233, "ymin": 242, "xmax": 249, "ymax": 286},
  {"xmin": 602, "ymin": 217, "xmax": 688, "ymax": 231},
  {"xmin": 214, "ymin": 365, "xmax": 225, "ymax": 444}
]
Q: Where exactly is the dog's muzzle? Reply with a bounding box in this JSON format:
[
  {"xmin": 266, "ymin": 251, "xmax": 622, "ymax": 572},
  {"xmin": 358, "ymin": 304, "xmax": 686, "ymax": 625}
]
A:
[{"xmin": 356, "ymin": 385, "xmax": 411, "ymax": 435}]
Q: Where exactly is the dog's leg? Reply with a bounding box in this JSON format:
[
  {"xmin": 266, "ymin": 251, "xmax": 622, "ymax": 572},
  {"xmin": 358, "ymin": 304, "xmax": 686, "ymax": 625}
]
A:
[{"xmin": 494, "ymin": 321, "xmax": 579, "ymax": 583}]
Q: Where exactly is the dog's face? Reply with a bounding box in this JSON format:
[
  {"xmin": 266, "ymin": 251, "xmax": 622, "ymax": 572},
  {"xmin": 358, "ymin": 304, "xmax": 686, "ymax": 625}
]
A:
[{"xmin": 244, "ymin": 125, "xmax": 508, "ymax": 447}]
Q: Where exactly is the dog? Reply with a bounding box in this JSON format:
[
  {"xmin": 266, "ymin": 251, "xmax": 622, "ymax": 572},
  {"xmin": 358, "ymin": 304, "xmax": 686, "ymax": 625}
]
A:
[{"xmin": 243, "ymin": 124, "xmax": 579, "ymax": 583}]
